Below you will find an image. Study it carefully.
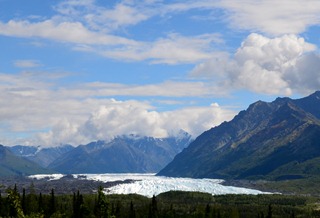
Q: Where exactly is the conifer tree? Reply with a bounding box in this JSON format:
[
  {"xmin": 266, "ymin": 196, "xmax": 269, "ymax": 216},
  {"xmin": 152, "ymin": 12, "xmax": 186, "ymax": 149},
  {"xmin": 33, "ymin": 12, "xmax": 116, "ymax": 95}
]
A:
[
  {"xmin": 95, "ymin": 186, "xmax": 110, "ymax": 218},
  {"xmin": 205, "ymin": 204, "xmax": 210, "ymax": 218},
  {"xmin": 49, "ymin": 189, "xmax": 56, "ymax": 216},
  {"xmin": 22, "ymin": 188, "xmax": 26, "ymax": 214},
  {"xmin": 73, "ymin": 190, "xmax": 85, "ymax": 218},
  {"xmin": 38, "ymin": 193, "xmax": 43, "ymax": 213},
  {"xmin": 7, "ymin": 187, "xmax": 24, "ymax": 218},
  {"xmin": 148, "ymin": 195, "xmax": 158, "ymax": 218},
  {"xmin": 26, "ymin": 184, "xmax": 38, "ymax": 215},
  {"xmin": 73, "ymin": 192, "xmax": 77, "ymax": 217},
  {"xmin": 129, "ymin": 201, "xmax": 136, "ymax": 218},
  {"xmin": 267, "ymin": 204, "xmax": 272, "ymax": 218},
  {"xmin": 0, "ymin": 190, "xmax": 2, "ymax": 217}
]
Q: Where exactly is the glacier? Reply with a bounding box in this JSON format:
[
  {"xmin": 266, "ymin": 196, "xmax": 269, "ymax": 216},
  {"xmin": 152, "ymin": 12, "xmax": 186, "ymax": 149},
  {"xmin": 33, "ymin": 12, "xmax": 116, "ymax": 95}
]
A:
[
  {"xmin": 30, "ymin": 173, "xmax": 270, "ymax": 197},
  {"xmin": 99, "ymin": 174, "xmax": 269, "ymax": 197},
  {"xmin": 29, "ymin": 173, "xmax": 65, "ymax": 180}
]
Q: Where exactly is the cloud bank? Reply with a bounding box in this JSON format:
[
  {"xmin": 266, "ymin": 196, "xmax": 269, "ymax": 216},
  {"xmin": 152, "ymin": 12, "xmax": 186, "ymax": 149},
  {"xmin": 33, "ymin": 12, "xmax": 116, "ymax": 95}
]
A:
[
  {"xmin": 38, "ymin": 101, "xmax": 234, "ymax": 147},
  {"xmin": 56, "ymin": 0, "xmax": 320, "ymax": 36},
  {"xmin": 191, "ymin": 33, "xmax": 319, "ymax": 95},
  {"xmin": 2, "ymin": 34, "xmax": 320, "ymax": 146},
  {"xmin": 218, "ymin": 0, "xmax": 320, "ymax": 35},
  {"xmin": 0, "ymin": 72, "xmax": 235, "ymax": 146},
  {"xmin": 1, "ymin": 0, "xmax": 320, "ymax": 147},
  {"xmin": 1, "ymin": 0, "xmax": 320, "ymax": 65}
]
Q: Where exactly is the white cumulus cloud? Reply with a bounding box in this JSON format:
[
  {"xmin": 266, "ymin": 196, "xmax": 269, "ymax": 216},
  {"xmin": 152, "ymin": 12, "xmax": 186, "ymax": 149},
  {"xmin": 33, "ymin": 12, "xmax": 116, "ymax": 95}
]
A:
[
  {"xmin": 0, "ymin": 72, "xmax": 235, "ymax": 146},
  {"xmin": 191, "ymin": 33, "xmax": 318, "ymax": 95},
  {"xmin": 37, "ymin": 100, "xmax": 235, "ymax": 146}
]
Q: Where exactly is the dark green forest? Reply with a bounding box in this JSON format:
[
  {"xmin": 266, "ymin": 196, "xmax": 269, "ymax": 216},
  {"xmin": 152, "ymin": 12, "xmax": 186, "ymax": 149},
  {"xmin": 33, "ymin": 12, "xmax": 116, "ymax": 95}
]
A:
[{"xmin": 1, "ymin": 185, "xmax": 320, "ymax": 218}]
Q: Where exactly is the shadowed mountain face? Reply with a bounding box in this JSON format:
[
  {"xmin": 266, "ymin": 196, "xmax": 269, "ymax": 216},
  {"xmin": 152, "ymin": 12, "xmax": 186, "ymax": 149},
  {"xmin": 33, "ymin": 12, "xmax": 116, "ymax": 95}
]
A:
[
  {"xmin": 158, "ymin": 91, "xmax": 320, "ymax": 180},
  {"xmin": 8, "ymin": 145, "xmax": 74, "ymax": 167},
  {"xmin": 0, "ymin": 145, "xmax": 52, "ymax": 177},
  {"xmin": 48, "ymin": 131, "xmax": 192, "ymax": 174}
]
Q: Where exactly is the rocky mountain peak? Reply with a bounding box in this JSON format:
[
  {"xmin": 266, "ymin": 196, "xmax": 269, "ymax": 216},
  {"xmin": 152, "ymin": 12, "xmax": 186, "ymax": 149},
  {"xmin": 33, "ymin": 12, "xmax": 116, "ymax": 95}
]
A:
[
  {"xmin": 48, "ymin": 133, "xmax": 192, "ymax": 174},
  {"xmin": 309, "ymin": 90, "xmax": 320, "ymax": 98},
  {"xmin": 158, "ymin": 91, "xmax": 320, "ymax": 180}
]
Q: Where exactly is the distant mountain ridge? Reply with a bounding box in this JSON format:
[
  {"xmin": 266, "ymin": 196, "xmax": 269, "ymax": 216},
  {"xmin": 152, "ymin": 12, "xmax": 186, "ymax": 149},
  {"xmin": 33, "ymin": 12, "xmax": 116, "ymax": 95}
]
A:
[
  {"xmin": 158, "ymin": 91, "xmax": 320, "ymax": 180},
  {"xmin": 8, "ymin": 145, "xmax": 74, "ymax": 167},
  {"xmin": 4, "ymin": 132, "xmax": 192, "ymax": 175},
  {"xmin": 48, "ymin": 131, "xmax": 192, "ymax": 174},
  {"xmin": 0, "ymin": 145, "xmax": 52, "ymax": 177}
]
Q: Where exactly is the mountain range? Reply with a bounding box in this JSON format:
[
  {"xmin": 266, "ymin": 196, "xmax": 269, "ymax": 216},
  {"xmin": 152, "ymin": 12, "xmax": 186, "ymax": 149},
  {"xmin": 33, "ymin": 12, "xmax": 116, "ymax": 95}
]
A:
[
  {"xmin": 0, "ymin": 145, "xmax": 51, "ymax": 177},
  {"xmin": 3, "ymin": 91, "xmax": 320, "ymax": 180},
  {"xmin": 8, "ymin": 145, "xmax": 74, "ymax": 167},
  {"xmin": 3, "ymin": 131, "xmax": 192, "ymax": 176},
  {"xmin": 158, "ymin": 91, "xmax": 320, "ymax": 180},
  {"xmin": 48, "ymin": 131, "xmax": 192, "ymax": 173}
]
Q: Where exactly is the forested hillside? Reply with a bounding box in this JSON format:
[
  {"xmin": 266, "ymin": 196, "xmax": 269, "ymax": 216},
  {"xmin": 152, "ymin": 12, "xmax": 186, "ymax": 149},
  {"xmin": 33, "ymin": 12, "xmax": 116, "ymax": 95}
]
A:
[
  {"xmin": 0, "ymin": 145, "xmax": 52, "ymax": 177},
  {"xmin": 2, "ymin": 185, "xmax": 320, "ymax": 218}
]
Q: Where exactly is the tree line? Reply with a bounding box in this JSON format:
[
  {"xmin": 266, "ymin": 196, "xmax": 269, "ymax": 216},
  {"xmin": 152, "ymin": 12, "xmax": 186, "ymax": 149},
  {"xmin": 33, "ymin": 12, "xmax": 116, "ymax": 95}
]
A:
[{"xmin": 0, "ymin": 185, "xmax": 320, "ymax": 217}]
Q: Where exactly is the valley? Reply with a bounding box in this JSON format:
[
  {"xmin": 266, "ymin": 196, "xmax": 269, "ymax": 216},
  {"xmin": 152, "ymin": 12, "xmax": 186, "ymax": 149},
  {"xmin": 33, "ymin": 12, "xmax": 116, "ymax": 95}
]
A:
[
  {"xmin": 2, "ymin": 1, "xmax": 320, "ymax": 216},
  {"xmin": 1, "ymin": 179, "xmax": 320, "ymax": 218},
  {"xmin": 1, "ymin": 92, "xmax": 320, "ymax": 200},
  {"xmin": 3, "ymin": 174, "xmax": 320, "ymax": 217},
  {"xmin": 0, "ymin": 175, "xmax": 134, "ymax": 195}
]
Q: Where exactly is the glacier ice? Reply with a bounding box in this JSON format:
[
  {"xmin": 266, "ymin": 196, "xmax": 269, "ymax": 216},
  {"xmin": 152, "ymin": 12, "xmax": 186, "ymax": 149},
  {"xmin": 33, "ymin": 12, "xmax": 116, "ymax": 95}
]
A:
[
  {"xmin": 29, "ymin": 174, "xmax": 65, "ymax": 180},
  {"xmin": 77, "ymin": 173, "xmax": 269, "ymax": 197},
  {"xmin": 29, "ymin": 173, "xmax": 270, "ymax": 197}
]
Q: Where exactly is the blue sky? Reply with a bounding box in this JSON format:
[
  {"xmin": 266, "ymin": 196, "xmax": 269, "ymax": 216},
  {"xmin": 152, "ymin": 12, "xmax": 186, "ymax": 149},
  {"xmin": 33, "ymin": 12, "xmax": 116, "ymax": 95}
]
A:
[{"xmin": 0, "ymin": 0, "xmax": 320, "ymax": 146}]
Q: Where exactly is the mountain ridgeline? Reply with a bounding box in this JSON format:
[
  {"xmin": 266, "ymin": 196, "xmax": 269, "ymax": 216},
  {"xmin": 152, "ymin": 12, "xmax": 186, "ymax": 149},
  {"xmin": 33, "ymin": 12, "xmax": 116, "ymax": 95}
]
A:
[
  {"xmin": 3, "ymin": 91, "xmax": 320, "ymax": 179},
  {"xmin": 48, "ymin": 131, "xmax": 192, "ymax": 174},
  {"xmin": 158, "ymin": 91, "xmax": 320, "ymax": 180},
  {"xmin": 8, "ymin": 145, "xmax": 74, "ymax": 167},
  {"xmin": 0, "ymin": 145, "xmax": 52, "ymax": 177},
  {"xmin": 3, "ymin": 132, "xmax": 192, "ymax": 176}
]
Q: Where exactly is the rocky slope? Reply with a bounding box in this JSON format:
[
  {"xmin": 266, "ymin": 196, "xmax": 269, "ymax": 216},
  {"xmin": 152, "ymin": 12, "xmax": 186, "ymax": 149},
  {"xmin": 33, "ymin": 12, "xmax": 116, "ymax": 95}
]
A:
[{"xmin": 158, "ymin": 91, "xmax": 320, "ymax": 180}]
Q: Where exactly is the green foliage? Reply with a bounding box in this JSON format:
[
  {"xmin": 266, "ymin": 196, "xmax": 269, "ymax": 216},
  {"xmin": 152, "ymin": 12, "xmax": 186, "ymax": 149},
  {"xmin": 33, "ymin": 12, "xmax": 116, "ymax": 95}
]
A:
[
  {"xmin": 0, "ymin": 145, "xmax": 53, "ymax": 177},
  {"xmin": 1, "ymin": 185, "xmax": 320, "ymax": 218},
  {"xmin": 148, "ymin": 195, "xmax": 158, "ymax": 218},
  {"xmin": 25, "ymin": 212, "xmax": 44, "ymax": 218},
  {"xmin": 7, "ymin": 187, "xmax": 25, "ymax": 218},
  {"xmin": 73, "ymin": 190, "xmax": 88, "ymax": 218},
  {"xmin": 245, "ymin": 176, "xmax": 320, "ymax": 195},
  {"xmin": 95, "ymin": 186, "xmax": 111, "ymax": 218}
]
